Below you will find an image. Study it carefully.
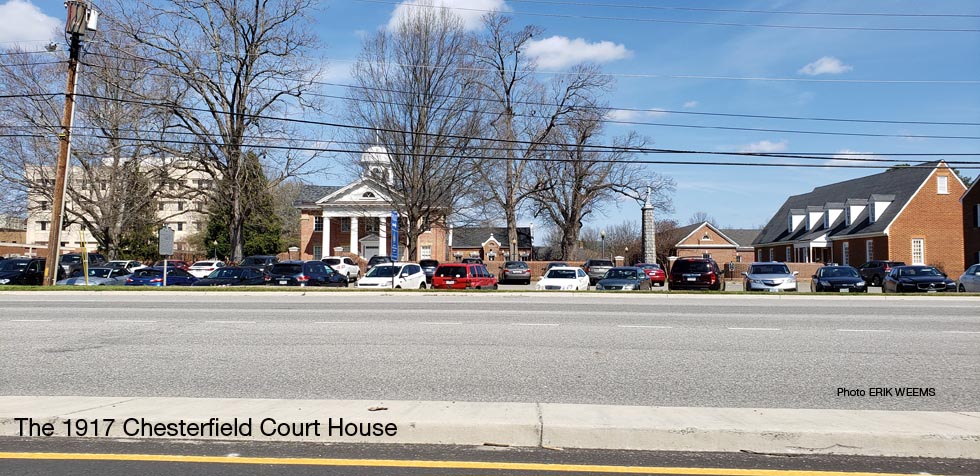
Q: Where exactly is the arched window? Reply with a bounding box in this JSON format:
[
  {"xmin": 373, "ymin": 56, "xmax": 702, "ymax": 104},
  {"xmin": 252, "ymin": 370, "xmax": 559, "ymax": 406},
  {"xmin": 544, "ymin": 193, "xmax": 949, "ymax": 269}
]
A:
[{"xmin": 362, "ymin": 192, "xmax": 376, "ymax": 199}]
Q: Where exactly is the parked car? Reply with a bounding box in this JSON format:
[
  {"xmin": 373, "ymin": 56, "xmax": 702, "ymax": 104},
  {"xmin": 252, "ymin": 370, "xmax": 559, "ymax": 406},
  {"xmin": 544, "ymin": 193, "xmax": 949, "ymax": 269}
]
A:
[
  {"xmin": 239, "ymin": 255, "xmax": 279, "ymax": 273},
  {"xmin": 0, "ymin": 258, "xmax": 57, "ymax": 285},
  {"xmin": 322, "ymin": 256, "xmax": 361, "ymax": 282},
  {"xmin": 366, "ymin": 255, "xmax": 394, "ymax": 270},
  {"xmin": 188, "ymin": 260, "xmax": 226, "ymax": 278},
  {"xmin": 536, "ymin": 266, "xmax": 590, "ymax": 291},
  {"xmin": 461, "ymin": 257, "xmax": 484, "ymax": 265},
  {"xmin": 152, "ymin": 260, "xmax": 190, "ymax": 271},
  {"xmin": 125, "ymin": 267, "xmax": 197, "ymax": 286},
  {"xmin": 882, "ymin": 265, "xmax": 956, "ymax": 293},
  {"xmin": 60, "ymin": 252, "xmax": 107, "ymax": 277},
  {"xmin": 856, "ymin": 260, "xmax": 906, "ymax": 286},
  {"xmin": 56, "ymin": 267, "xmax": 130, "ymax": 286},
  {"xmin": 810, "ymin": 265, "xmax": 867, "ymax": 293},
  {"xmin": 107, "ymin": 260, "xmax": 146, "ymax": 272},
  {"xmin": 544, "ymin": 262, "xmax": 569, "ymax": 271},
  {"xmin": 596, "ymin": 267, "xmax": 651, "ymax": 291},
  {"xmin": 500, "ymin": 261, "xmax": 531, "ymax": 285},
  {"xmin": 669, "ymin": 257, "xmax": 725, "ymax": 291},
  {"xmin": 268, "ymin": 261, "xmax": 347, "ymax": 287},
  {"xmin": 431, "ymin": 263, "xmax": 498, "ymax": 290},
  {"xmin": 418, "ymin": 259, "xmax": 440, "ymax": 283},
  {"xmin": 957, "ymin": 264, "xmax": 980, "ymax": 292},
  {"xmin": 356, "ymin": 262, "xmax": 427, "ymax": 289},
  {"xmin": 582, "ymin": 259, "xmax": 615, "ymax": 285},
  {"xmin": 743, "ymin": 262, "xmax": 798, "ymax": 292},
  {"xmin": 635, "ymin": 263, "xmax": 666, "ymax": 287},
  {"xmin": 193, "ymin": 266, "xmax": 269, "ymax": 287}
]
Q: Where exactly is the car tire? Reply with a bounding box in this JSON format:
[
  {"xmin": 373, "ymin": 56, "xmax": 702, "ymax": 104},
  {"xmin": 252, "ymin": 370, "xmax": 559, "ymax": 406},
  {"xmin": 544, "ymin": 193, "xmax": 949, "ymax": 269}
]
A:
[
  {"xmin": 871, "ymin": 275, "xmax": 881, "ymax": 287},
  {"xmin": 959, "ymin": 284, "xmax": 966, "ymax": 293},
  {"xmin": 419, "ymin": 282, "xmax": 426, "ymax": 289},
  {"xmin": 524, "ymin": 280, "xmax": 531, "ymax": 286},
  {"xmin": 493, "ymin": 284, "xmax": 498, "ymax": 290}
]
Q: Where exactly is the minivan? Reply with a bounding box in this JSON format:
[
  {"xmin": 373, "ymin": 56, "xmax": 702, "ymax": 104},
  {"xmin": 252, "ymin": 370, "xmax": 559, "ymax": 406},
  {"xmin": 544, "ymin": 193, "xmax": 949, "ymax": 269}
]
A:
[{"xmin": 668, "ymin": 257, "xmax": 725, "ymax": 291}]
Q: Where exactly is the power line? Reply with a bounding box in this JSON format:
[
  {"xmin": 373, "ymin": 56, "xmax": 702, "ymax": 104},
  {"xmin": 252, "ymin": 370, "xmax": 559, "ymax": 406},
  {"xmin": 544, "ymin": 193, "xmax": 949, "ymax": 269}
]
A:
[{"xmin": 354, "ymin": 0, "xmax": 980, "ymax": 32}]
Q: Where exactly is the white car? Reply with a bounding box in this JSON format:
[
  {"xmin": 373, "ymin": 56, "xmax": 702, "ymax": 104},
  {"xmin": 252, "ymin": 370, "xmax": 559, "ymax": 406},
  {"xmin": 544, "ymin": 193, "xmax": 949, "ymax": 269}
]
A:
[
  {"xmin": 188, "ymin": 260, "xmax": 226, "ymax": 278},
  {"xmin": 536, "ymin": 266, "xmax": 590, "ymax": 291},
  {"xmin": 107, "ymin": 260, "xmax": 146, "ymax": 272},
  {"xmin": 742, "ymin": 262, "xmax": 798, "ymax": 292},
  {"xmin": 322, "ymin": 256, "xmax": 360, "ymax": 282},
  {"xmin": 958, "ymin": 264, "xmax": 980, "ymax": 292},
  {"xmin": 356, "ymin": 262, "xmax": 426, "ymax": 289}
]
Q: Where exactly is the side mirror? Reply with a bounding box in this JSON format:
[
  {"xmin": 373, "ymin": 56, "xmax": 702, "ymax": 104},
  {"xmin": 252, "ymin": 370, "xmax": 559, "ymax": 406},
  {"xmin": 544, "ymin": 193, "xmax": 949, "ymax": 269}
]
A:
[
  {"xmin": 792, "ymin": 271, "xmax": 799, "ymax": 276},
  {"xmin": 811, "ymin": 275, "xmax": 817, "ymax": 279},
  {"xmin": 741, "ymin": 272, "xmax": 748, "ymax": 277}
]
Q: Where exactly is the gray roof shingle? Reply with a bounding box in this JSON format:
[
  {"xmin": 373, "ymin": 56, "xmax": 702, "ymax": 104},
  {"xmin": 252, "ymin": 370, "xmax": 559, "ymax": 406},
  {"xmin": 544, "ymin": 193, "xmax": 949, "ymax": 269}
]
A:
[
  {"xmin": 452, "ymin": 227, "xmax": 532, "ymax": 248},
  {"xmin": 294, "ymin": 185, "xmax": 342, "ymax": 206}
]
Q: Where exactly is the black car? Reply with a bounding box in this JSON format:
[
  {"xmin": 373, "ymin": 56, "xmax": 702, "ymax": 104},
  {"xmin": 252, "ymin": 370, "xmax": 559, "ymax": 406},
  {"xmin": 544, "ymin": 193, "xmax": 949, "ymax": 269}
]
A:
[
  {"xmin": 192, "ymin": 266, "xmax": 269, "ymax": 286},
  {"xmin": 59, "ymin": 252, "xmax": 107, "ymax": 277},
  {"xmin": 856, "ymin": 260, "xmax": 906, "ymax": 286},
  {"xmin": 268, "ymin": 260, "xmax": 348, "ymax": 287},
  {"xmin": 811, "ymin": 265, "xmax": 868, "ymax": 293},
  {"xmin": 366, "ymin": 255, "xmax": 394, "ymax": 270},
  {"xmin": 461, "ymin": 257, "xmax": 484, "ymax": 265},
  {"xmin": 500, "ymin": 261, "xmax": 531, "ymax": 285},
  {"xmin": 0, "ymin": 258, "xmax": 58, "ymax": 285},
  {"xmin": 668, "ymin": 257, "xmax": 725, "ymax": 291},
  {"xmin": 419, "ymin": 259, "xmax": 440, "ymax": 283},
  {"xmin": 882, "ymin": 265, "xmax": 955, "ymax": 293},
  {"xmin": 239, "ymin": 255, "xmax": 279, "ymax": 273}
]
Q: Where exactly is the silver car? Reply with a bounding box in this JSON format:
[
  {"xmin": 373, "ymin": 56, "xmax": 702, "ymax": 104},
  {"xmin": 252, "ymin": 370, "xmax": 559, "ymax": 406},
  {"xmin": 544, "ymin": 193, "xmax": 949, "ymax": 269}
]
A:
[
  {"xmin": 55, "ymin": 267, "xmax": 131, "ymax": 286},
  {"xmin": 957, "ymin": 264, "xmax": 980, "ymax": 292},
  {"xmin": 742, "ymin": 262, "xmax": 798, "ymax": 292}
]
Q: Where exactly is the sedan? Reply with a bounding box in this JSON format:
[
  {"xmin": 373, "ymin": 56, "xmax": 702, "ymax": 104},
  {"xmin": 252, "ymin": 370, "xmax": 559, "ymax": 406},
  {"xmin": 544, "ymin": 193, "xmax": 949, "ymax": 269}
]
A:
[
  {"xmin": 268, "ymin": 261, "xmax": 348, "ymax": 287},
  {"xmin": 810, "ymin": 265, "xmax": 867, "ymax": 293},
  {"xmin": 536, "ymin": 266, "xmax": 589, "ymax": 291},
  {"xmin": 596, "ymin": 267, "xmax": 652, "ymax": 291},
  {"xmin": 356, "ymin": 263, "xmax": 427, "ymax": 289},
  {"xmin": 107, "ymin": 260, "xmax": 147, "ymax": 272},
  {"xmin": 743, "ymin": 262, "xmax": 798, "ymax": 292},
  {"xmin": 500, "ymin": 261, "xmax": 531, "ymax": 285},
  {"xmin": 188, "ymin": 260, "xmax": 226, "ymax": 278},
  {"xmin": 125, "ymin": 267, "xmax": 198, "ymax": 286},
  {"xmin": 957, "ymin": 264, "xmax": 980, "ymax": 292},
  {"xmin": 153, "ymin": 260, "xmax": 190, "ymax": 271},
  {"xmin": 635, "ymin": 263, "xmax": 666, "ymax": 286},
  {"xmin": 883, "ymin": 266, "xmax": 956, "ymax": 293},
  {"xmin": 192, "ymin": 266, "xmax": 269, "ymax": 287},
  {"xmin": 56, "ymin": 267, "xmax": 131, "ymax": 286}
]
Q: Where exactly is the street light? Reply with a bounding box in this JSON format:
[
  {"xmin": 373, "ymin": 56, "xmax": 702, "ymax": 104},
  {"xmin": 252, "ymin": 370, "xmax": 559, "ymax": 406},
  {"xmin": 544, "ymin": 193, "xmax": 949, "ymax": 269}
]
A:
[{"xmin": 600, "ymin": 230, "xmax": 606, "ymax": 258}]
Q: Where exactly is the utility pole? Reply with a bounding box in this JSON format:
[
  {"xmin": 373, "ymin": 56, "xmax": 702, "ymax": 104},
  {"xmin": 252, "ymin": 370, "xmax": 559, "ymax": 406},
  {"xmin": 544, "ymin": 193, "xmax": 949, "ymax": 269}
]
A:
[{"xmin": 43, "ymin": 1, "xmax": 97, "ymax": 286}]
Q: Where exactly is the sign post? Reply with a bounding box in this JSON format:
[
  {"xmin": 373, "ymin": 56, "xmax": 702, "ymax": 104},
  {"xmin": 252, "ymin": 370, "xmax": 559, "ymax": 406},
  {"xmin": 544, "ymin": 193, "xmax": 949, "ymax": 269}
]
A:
[
  {"xmin": 390, "ymin": 211, "xmax": 399, "ymax": 289},
  {"xmin": 80, "ymin": 229, "xmax": 89, "ymax": 285},
  {"xmin": 158, "ymin": 226, "xmax": 174, "ymax": 287}
]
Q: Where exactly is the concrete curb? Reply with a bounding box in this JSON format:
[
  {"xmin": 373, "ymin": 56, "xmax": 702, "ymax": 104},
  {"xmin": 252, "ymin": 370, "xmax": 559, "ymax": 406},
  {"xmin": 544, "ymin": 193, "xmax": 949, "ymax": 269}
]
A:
[{"xmin": 1, "ymin": 397, "xmax": 977, "ymax": 458}]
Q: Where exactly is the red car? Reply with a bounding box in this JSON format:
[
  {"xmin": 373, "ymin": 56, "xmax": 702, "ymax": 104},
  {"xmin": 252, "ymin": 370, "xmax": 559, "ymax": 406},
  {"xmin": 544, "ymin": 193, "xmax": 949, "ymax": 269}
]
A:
[
  {"xmin": 431, "ymin": 263, "xmax": 498, "ymax": 290},
  {"xmin": 635, "ymin": 263, "xmax": 666, "ymax": 286},
  {"xmin": 153, "ymin": 260, "xmax": 190, "ymax": 271}
]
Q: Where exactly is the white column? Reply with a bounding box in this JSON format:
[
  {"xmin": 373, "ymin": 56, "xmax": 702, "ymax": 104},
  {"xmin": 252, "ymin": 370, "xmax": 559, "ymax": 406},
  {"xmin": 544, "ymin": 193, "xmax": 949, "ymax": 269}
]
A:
[
  {"xmin": 321, "ymin": 212, "xmax": 331, "ymax": 257},
  {"xmin": 350, "ymin": 217, "xmax": 359, "ymax": 256},
  {"xmin": 379, "ymin": 215, "xmax": 387, "ymax": 258}
]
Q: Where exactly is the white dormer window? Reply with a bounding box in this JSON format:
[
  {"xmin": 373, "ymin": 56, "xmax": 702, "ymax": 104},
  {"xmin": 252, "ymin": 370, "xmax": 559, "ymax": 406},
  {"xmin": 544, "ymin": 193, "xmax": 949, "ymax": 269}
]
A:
[
  {"xmin": 937, "ymin": 176, "xmax": 949, "ymax": 195},
  {"xmin": 845, "ymin": 207, "xmax": 852, "ymax": 226},
  {"xmin": 823, "ymin": 213, "xmax": 829, "ymax": 229},
  {"xmin": 787, "ymin": 214, "xmax": 793, "ymax": 233},
  {"xmin": 869, "ymin": 202, "xmax": 876, "ymax": 224}
]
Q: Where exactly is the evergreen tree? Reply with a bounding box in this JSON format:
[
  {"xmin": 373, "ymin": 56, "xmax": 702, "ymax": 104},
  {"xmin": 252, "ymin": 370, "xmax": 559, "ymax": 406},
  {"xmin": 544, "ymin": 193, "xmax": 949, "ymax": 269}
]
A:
[{"xmin": 203, "ymin": 152, "xmax": 283, "ymax": 261}]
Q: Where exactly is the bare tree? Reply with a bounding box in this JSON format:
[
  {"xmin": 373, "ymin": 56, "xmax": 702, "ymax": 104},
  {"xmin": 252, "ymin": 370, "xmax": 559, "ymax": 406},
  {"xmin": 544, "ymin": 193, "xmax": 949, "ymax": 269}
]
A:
[
  {"xmin": 113, "ymin": 0, "xmax": 326, "ymax": 261},
  {"xmin": 470, "ymin": 13, "xmax": 609, "ymax": 259},
  {"xmin": 688, "ymin": 211, "xmax": 715, "ymax": 225},
  {"xmin": 655, "ymin": 218, "xmax": 683, "ymax": 265},
  {"xmin": 346, "ymin": 7, "xmax": 483, "ymax": 260},
  {"xmin": 530, "ymin": 108, "xmax": 674, "ymax": 260}
]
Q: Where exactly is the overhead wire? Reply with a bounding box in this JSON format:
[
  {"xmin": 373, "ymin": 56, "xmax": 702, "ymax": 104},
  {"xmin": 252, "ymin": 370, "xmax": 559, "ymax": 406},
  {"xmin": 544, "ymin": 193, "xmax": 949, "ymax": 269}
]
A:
[{"xmin": 504, "ymin": 1, "xmax": 980, "ymax": 18}]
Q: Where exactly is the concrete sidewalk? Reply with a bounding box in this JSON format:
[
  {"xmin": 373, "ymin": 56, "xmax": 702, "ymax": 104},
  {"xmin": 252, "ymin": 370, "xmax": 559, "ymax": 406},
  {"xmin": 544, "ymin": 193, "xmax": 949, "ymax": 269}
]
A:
[{"xmin": 1, "ymin": 397, "xmax": 977, "ymax": 459}]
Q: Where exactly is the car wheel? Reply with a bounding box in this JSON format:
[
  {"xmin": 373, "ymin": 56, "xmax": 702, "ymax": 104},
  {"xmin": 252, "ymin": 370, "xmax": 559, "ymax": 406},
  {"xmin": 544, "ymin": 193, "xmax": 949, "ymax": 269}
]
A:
[
  {"xmin": 959, "ymin": 284, "xmax": 966, "ymax": 293},
  {"xmin": 871, "ymin": 275, "xmax": 881, "ymax": 286},
  {"xmin": 493, "ymin": 284, "xmax": 498, "ymax": 290},
  {"xmin": 524, "ymin": 279, "xmax": 531, "ymax": 286},
  {"xmin": 419, "ymin": 282, "xmax": 426, "ymax": 289}
]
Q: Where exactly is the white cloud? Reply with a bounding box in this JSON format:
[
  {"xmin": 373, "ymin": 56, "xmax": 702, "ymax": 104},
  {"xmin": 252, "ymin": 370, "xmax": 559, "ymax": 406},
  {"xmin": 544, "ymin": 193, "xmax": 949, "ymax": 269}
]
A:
[
  {"xmin": 682, "ymin": 101, "xmax": 698, "ymax": 109},
  {"xmin": 606, "ymin": 109, "xmax": 667, "ymax": 122},
  {"xmin": 525, "ymin": 36, "xmax": 632, "ymax": 69},
  {"xmin": 388, "ymin": 0, "xmax": 508, "ymax": 31},
  {"xmin": 798, "ymin": 56, "xmax": 853, "ymax": 76},
  {"xmin": 829, "ymin": 149, "xmax": 883, "ymax": 165},
  {"xmin": 739, "ymin": 140, "xmax": 788, "ymax": 153},
  {"xmin": 0, "ymin": 0, "xmax": 59, "ymax": 45}
]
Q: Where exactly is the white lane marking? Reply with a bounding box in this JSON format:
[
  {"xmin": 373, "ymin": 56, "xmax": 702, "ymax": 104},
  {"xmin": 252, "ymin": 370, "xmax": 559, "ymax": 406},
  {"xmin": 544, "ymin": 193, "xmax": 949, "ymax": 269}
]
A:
[
  {"xmin": 837, "ymin": 329, "xmax": 891, "ymax": 332},
  {"xmin": 11, "ymin": 319, "xmax": 51, "ymax": 322},
  {"xmin": 106, "ymin": 320, "xmax": 157, "ymax": 323},
  {"xmin": 728, "ymin": 327, "xmax": 780, "ymax": 331},
  {"xmin": 512, "ymin": 323, "xmax": 559, "ymax": 326},
  {"xmin": 420, "ymin": 322, "xmax": 462, "ymax": 325},
  {"xmin": 618, "ymin": 325, "xmax": 673, "ymax": 329},
  {"xmin": 205, "ymin": 320, "xmax": 256, "ymax": 324},
  {"xmin": 943, "ymin": 330, "xmax": 980, "ymax": 334},
  {"xmin": 315, "ymin": 321, "xmax": 368, "ymax": 324}
]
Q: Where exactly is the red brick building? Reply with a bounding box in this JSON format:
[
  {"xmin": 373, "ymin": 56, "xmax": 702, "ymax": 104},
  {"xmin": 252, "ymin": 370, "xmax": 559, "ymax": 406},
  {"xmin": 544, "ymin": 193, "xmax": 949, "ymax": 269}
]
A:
[
  {"xmin": 962, "ymin": 174, "xmax": 980, "ymax": 268},
  {"xmin": 753, "ymin": 162, "xmax": 967, "ymax": 277},
  {"xmin": 670, "ymin": 222, "xmax": 759, "ymax": 264}
]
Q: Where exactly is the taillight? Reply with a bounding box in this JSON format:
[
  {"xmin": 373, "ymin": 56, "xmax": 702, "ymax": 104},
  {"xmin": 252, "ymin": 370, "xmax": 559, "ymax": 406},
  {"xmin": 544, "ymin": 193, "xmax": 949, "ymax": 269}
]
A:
[
  {"xmin": 297, "ymin": 275, "xmax": 309, "ymax": 282},
  {"xmin": 883, "ymin": 266, "xmax": 891, "ymax": 272},
  {"xmin": 264, "ymin": 275, "xmax": 270, "ymax": 281},
  {"xmin": 708, "ymin": 273, "xmax": 717, "ymax": 284},
  {"xmin": 150, "ymin": 278, "xmax": 162, "ymax": 283},
  {"xmin": 126, "ymin": 278, "xmax": 133, "ymax": 283}
]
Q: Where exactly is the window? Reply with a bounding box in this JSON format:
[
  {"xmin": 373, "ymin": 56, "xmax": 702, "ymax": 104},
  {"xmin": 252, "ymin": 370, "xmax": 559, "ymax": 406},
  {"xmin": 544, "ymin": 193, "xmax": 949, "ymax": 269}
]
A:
[
  {"xmin": 868, "ymin": 202, "xmax": 876, "ymax": 224},
  {"xmin": 736, "ymin": 255, "xmax": 742, "ymax": 263},
  {"xmin": 421, "ymin": 245, "xmax": 432, "ymax": 259},
  {"xmin": 785, "ymin": 247, "xmax": 791, "ymax": 262},
  {"xmin": 363, "ymin": 192, "xmax": 376, "ymax": 199},
  {"xmin": 975, "ymin": 204, "xmax": 980, "ymax": 228},
  {"xmin": 176, "ymin": 222, "xmax": 184, "ymax": 231},
  {"xmin": 38, "ymin": 221, "xmax": 48, "ymax": 231},
  {"xmin": 845, "ymin": 207, "xmax": 852, "ymax": 226},
  {"xmin": 314, "ymin": 216, "xmax": 323, "ymax": 232},
  {"xmin": 911, "ymin": 239, "xmax": 924, "ymax": 264},
  {"xmin": 768, "ymin": 248, "xmax": 774, "ymax": 261},
  {"xmin": 158, "ymin": 203, "xmax": 165, "ymax": 211},
  {"xmin": 937, "ymin": 176, "xmax": 949, "ymax": 195},
  {"xmin": 365, "ymin": 218, "xmax": 380, "ymax": 234},
  {"xmin": 701, "ymin": 233, "xmax": 711, "ymax": 241},
  {"xmin": 313, "ymin": 246, "xmax": 322, "ymax": 260},
  {"xmin": 340, "ymin": 218, "xmax": 351, "ymax": 232},
  {"xmin": 823, "ymin": 213, "xmax": 829, "ymax": 229},
  {"xmin": 866, "ymin": 240, "xmax": 874, "ymax": 262},
  {"xmin": 757, "ymin": 250, "xmax": 762, "ymax": 261},
  {"xmin": 842, "ymin": 242, "xmax": 850, "ymax": 265},
  {"xmin": 40, "ymin": 201, "xmax": 50, "ymax": 211},
  {"xmin": 177, "ymin": 202, "xmax": 185, "ymax": 211},
  {"xmin": 787, "ymin": 214, "xmax": 793, "ymax": 233}
]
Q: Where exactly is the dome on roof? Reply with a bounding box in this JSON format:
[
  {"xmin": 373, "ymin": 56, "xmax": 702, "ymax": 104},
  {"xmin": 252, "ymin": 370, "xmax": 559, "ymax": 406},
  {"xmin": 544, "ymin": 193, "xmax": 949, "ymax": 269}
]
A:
[{"xmin": 361, "ymin": 145, "xmax": 390, "ymax": 165}]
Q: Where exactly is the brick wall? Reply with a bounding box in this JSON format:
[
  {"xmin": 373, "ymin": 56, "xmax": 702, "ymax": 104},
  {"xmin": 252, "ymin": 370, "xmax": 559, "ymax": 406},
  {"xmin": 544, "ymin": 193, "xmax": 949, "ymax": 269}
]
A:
[
  {"xmin": 830, "ymin": 236, "xmax": 889, "ymax": 267},
  {"xmin": 889, "ymin": 167, "xmax": 966, "ymax": 277},
  {"xmin": 962, "ymin": 182, "xmax": 980, "ymax": 268}
]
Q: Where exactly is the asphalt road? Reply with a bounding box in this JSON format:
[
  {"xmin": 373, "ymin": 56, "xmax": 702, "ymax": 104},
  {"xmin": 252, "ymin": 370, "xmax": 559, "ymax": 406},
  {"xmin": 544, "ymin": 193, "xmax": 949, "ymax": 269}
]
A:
[
  {"xmin": 1, "ymin": 291, "xmax": 977, "ymax": 411},
  {"xmin": 3, "ymin": 438, "xmax": 977, "ymax": 476}
]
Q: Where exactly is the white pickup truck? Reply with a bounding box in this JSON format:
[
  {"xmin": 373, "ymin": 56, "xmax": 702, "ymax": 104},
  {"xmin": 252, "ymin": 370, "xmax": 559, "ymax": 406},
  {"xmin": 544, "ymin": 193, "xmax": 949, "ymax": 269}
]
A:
[{"xmin": 321, "ymin": 256, "xmax": 360, "ymax": 282}]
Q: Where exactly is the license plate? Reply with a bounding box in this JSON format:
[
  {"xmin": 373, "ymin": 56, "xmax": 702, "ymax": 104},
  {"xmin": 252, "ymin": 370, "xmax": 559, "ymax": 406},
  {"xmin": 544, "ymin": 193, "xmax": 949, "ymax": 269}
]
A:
[
  {"xmin": 927, "ymin": 290, "xmax": 937, "ymax": 293},
  {"xmin": 839, "ymin": 288, "xmax": 849, "ymax": 293},
  {"xmin": 446, "ymin": 280, "xmax": 455, "ymax": 285},
  {"xmin": 686, "ymin": 277, "xmax": 696, "ymax": 282},
  {"xmin": 279, "ymin": 280, "xmax": 287, "ymax": 285},
  {"xmin": 768, "ymin": 288, "xmax": 779, "ymax": 292}
]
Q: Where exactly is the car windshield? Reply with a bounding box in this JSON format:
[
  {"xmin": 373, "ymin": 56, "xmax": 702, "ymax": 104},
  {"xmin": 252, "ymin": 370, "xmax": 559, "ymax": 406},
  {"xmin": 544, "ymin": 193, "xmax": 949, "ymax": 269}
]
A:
[
  {"xmin": 0, "ymin": 260, "xmax": 29, "ymax": 271},
  {"xmin": 323, "ymin": 258, "xmax": 341, "ymax": 265},
  {"xmin": 545, "ymin": 269, "xmax": 576, "ymax": 279},
  {"xmin": 504, "ymin": 262, "xmax": 528, "ymax": 269},
  {"xmin": 435, "ymin": 266, "xmax": 467, "ymax": 278},
  {"xmin": 822, "ymin": 268, "xmax": 859, "ymax": 278},
  {"xmin": 899, "ymin": 267, "xmax": 943, "ymax": 277},
  {"xmin": 750, "ymin": 264, "xmax": 791, "ymax": 275},
  {"xmin": 270, "ymin": 264, "xmax": 303, "ymax": 275},
  {"xmin": 673, "ymin": 260, "xmax": 710, "ymax": 273},
  {"xmin": 133, "ymin": 269, "xmax": 162, "ymax": 278},
  {"xmin": 604, "ymin": 269, "xmax": 638, "ymax": 279},
  {"xmin": 365, "ymin": 265, "xmax": 401, "ymax": 278},
  {"xmin": 209, "ymin": 268, "xmax": 244, "ymax": 279},
  {"xmin": 61, "ymin": 255, "xmax": 81, "ymax": 264},
  {"xmin": 87, "ymin": 268, "xmax": 112, "ymax": 278}
]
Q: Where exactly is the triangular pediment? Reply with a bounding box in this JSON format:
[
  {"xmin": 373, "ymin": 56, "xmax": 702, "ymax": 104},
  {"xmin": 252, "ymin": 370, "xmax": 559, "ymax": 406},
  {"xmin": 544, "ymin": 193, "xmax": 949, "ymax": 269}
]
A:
[{"xmin": 316, "ymin": 178, "xmax": 394, "ymax": 205}]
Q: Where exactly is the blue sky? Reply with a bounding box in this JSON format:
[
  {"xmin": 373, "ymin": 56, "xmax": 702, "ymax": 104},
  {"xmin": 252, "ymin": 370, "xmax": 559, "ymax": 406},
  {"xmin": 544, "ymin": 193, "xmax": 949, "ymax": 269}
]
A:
[{"xmin": 6, "ymin": 0, "xmax": 980, "ymax": 231}]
